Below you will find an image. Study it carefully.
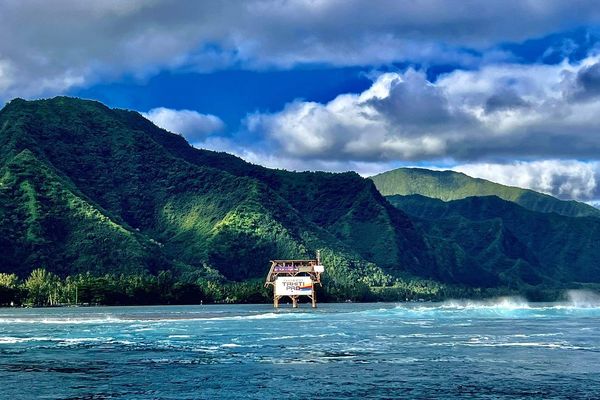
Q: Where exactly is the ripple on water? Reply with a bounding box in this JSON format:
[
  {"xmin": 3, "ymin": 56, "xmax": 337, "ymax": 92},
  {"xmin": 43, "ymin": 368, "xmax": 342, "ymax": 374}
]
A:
[{"xmin": 0, "ymin": 302, "xmax": 600, "ymax": 399}]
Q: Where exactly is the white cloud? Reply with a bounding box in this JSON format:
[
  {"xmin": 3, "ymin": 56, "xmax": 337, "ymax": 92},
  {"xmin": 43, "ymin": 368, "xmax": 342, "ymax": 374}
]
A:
[
  {"xmin": 227, "ymin": 54, "xmax": 600, "ymax": 200},
  {"xmin": 142, "ymin": 107, "xmax": 224, "ymax": 142},
  {"xmin": 245, "ymin": 54, "xmax": 600, "ymax": 163},
  {"xmin": 194, "ymin": 135, "xmax": 396, "ymax": 176},
  {"xmin": 3, "ymin": 0, "xmax": 600, "ymax": 98},
  {"xmin": 246, "ymin": 69, "xmax": 466, "ymax": 162},
  {"xmin": 588, "ymin": 200, "xmax": 600, "ymax": 209},
  {"xmin": 195, "ymin": 129, "xmax": 600, "ymax": 200},
  {"xmin": 453, "ymin": 160, "xmax": 599, "ymax": 201},
  {"xmin": 0, "ymin": 59, "xmax": 15, "ymax": 92}
]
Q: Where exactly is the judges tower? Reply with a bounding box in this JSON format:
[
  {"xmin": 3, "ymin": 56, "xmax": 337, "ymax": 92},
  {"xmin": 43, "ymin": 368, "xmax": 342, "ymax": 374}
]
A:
[{"xmin": 264, "ymin": 251, "xmax": 324, "ymax": 308}]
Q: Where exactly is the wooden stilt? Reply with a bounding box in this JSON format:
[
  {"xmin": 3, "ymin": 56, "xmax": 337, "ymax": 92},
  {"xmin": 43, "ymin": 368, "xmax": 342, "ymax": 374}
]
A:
[
  {"xmin": 292, "ymin": 296, "xmax": 298, "ymax": 308},
  {"xmin": 311, "ymin": 287, "xmax": 317, "ymax": 308},
  {"xmin": 274, "ymin": 295, "xmax": 279, "ymax": 308}
]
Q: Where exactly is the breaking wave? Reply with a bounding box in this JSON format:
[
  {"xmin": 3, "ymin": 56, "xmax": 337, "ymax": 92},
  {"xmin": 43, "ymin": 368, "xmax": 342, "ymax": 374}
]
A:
[
  {"xmin": 1, "ymin": 291, "xmax": 599, "ymax": 326},
  {"xmin": 0, "ymin": 310, "xmax": 318, "ymax": 325},
  {"xmin": 382, "ymin": 291, "xmax": 600, "ymax": 319},
  {"xmin": 565, "ymin": 289, "xmax": 600, "ymax": 308}
]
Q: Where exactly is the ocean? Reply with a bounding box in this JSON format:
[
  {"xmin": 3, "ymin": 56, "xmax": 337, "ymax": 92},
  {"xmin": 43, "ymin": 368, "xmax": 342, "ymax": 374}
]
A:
[{"xmin": 1, "ymin": 298, "xmax": 600, "ymax": 399}]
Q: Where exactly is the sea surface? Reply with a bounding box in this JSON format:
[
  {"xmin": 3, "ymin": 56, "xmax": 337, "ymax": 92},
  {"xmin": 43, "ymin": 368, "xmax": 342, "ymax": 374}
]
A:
[{"xmin": 1, "ymin": 297, "xmax": 600, "ymax": 399}]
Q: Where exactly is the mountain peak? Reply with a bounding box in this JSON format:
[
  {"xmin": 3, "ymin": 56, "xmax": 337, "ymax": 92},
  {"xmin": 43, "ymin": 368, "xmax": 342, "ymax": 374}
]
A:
[
  {"xmin": 3, "ymin": 97, "xmax": 600, "ymax": 296},
  {"xmin": 370, "ymin": 167, "xmax": 600, "ymax": 218},
  {"xmin": 0, "ymin": 96, "xmax": 429, "ymax": 288}
]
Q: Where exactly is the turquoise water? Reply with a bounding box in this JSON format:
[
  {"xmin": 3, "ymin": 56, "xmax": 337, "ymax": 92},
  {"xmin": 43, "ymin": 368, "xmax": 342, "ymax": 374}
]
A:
[{"xmin": 1, "ymin": 298, "xmax": 600, "ymax": 399}]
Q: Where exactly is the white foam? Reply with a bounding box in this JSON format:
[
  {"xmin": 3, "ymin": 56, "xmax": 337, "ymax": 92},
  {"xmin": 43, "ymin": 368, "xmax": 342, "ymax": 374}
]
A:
[
  {"xmin": 464, "ymin": 341, "xmax": 588, "ymax": 350},
  {"xmin": 0, "ymin": 312, "xmax": 286, "ymax": 325},
  {"xmin": 440, "ymin": 296, "xmax": 530, "ymax": 310},
  {"xmin": 0, "ymin": 317, "xmax": 128, "ymax": 325},
  {"xmin": 0, "ymin": 336, "xmax": 36, "ymax": 344},
  {"xmin": 0, "ymin": 336, "xmax": 104, "ymax": 345},
  {"xmin": 566, "ymin": 289, "xmax": 600, "ymax": 307},
  {"xmin": 383, "ymin": 294, "xmax": 600, "ymax": 319}
]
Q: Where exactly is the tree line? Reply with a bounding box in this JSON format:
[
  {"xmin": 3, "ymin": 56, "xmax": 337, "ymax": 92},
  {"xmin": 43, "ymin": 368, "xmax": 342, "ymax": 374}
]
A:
[
  {"xmin": 0, "ymin": 269, "xmax": 274, "ymax": 307},
  {"xmin": 1, "ymin": 267, "xmax": 564, "ymax": 307}
]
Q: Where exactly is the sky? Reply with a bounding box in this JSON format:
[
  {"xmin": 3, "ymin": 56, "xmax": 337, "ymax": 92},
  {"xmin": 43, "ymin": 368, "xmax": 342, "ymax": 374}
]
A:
[{"xmin": 3, "ymin": 1, "xmax": 600, "ymax": 203}]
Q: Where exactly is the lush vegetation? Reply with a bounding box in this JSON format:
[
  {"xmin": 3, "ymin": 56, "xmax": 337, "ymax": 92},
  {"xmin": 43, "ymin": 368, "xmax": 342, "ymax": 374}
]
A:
[
  {"xmin": 3, "ymin": 267, "xmax": 551, "ymax": 307},
  {"xmin": 0, "ymin": 96, "xmax": 598, "ymax": 306},
  {"xmin": 388, "ymin": 194, "xmax": 600, "ymax": 288},
  {"xmin": 0, "ymin": 97, "xmax": 436, "ymax": 303},
  {"xmin": 0, "ymin": 269, "xmax": 271, "ymax": 306},
  {"xmin": 370, "ymin": 167, "xmax": 600, "ymax": 218}
]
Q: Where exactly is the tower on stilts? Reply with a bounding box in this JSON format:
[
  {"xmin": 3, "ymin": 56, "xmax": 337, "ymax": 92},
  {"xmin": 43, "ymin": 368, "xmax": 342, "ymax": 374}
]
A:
[{"xmin": 264, "ymin": 251, "xmax": 324, "ymax": 308}]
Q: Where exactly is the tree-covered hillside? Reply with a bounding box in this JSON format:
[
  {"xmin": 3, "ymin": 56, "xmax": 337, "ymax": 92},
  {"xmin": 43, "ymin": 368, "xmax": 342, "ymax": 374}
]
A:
[
  {"xmin": 388, "ymin": 194, "xmax": 600, "ymax": 288},
  {"xmin": 371, "ymin": 167, "xmax": 600, "ymax": 218},
  {"xmin": 0, "ymin": 97, "xmax": 438, "ymax": 301},
  {"xmin": 0, "ymin": 149, "xmax": 166, "ymax": 277},
  {"xmin": 1, "ymin": 96, "xmax": 599, "ymax": 304}
]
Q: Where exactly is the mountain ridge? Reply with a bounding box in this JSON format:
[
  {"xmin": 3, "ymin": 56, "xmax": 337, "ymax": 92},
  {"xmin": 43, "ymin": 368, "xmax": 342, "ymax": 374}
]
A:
[
  {"xmin": 2, "ymin": 96, "xmax": 600, "ymax": 303},
  {"xmin": 0, "ymin": 96, "xmax": 430, "ymax": 293},
  {"xmin": 388, "ymin": 194, "xmax": 600, "ymax": 286},
  {"xmin": 370, "ymin": 167, "xmax": 600, "ymax": 218}
]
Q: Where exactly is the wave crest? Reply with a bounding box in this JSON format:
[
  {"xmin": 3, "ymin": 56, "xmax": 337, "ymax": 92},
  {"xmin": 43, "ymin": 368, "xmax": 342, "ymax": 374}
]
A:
[
  {"xmin": 565, "ymin": 289, "xmax": 600, "ymax": 307},
  {"xmin": 440, "ymin": 296, "xmax": 530, "ymax": 310}
]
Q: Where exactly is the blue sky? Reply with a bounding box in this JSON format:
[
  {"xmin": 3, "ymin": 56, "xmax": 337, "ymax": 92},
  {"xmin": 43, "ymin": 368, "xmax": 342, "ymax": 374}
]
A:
[
  {"xmin": 2, "ymin": 0, "xmax": 600, "ymax": 202},
  {"xmin": 71, "ymin": 67, "xmax": 373, "ymax": 131}
]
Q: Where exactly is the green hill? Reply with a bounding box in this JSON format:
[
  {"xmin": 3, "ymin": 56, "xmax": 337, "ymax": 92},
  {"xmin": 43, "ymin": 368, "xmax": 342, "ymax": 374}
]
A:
[
  {"xmin": 370, "ymin": 167, "xmax": 600, "ymax": 218},
  {"xmin": 2, "ymin": 96, "xmax": 600, "ymax": 304},
  {"xmin": 388, "ymin": 194, "xmax": 600, "ymax": 288},
  {"xmin": 0, "ymin": 97, "xmax": 436, "ymax": 299},
  {"xmin": 0, "ymin": 149, "xmax": 166, "ymax": 277}
]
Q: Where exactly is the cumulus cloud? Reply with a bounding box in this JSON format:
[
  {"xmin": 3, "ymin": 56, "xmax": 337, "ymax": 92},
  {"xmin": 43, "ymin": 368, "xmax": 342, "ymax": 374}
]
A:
[
  {"xmin": 6, "ymin": 0, "xmax": 600, "ymax": 201},
  {"xmin": 246, "ymin": 55, "xmax": 600, "ymax": 164},
  {"xmin": 3, "ymin": 0, "xmax": 600, "ymax": 98},
  {"xmin": 453, "ymin": 161, "xmax": 599, "ymax": 201},
  {"xmin": 192, "ymin": 135, "xmax": 396, "ymax": 176},
  {"xmin": 227, "ymin": 54, "xmax": 600, "ymax": 200},
  {"xmin": 565, "ymin": 62, "xmax": 600, "ymax": 99},
  {"xmin": 143, "ymin": 108, "xmax": 224, "ymax": 142},
  {"xmin": 246, "ymin": 70, "xmax": 465, "ymax": 162}
]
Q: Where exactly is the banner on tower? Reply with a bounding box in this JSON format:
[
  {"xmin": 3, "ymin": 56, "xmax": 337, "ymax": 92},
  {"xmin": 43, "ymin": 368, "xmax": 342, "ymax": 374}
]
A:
[{"xmin": 274, "ymin": 276, "xmax": 313, "ymax": 296}]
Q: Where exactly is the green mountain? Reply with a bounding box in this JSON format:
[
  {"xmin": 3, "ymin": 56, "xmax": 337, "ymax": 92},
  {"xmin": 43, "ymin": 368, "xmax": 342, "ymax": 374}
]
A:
[
  {"xmin": 0, "ymin": 97, "xmax": 433, "ymax": 294},
  {"xmin": 2, "ymin": 96, "xmax": 600, "ymax": 303},
  {"xmin": 370, "ymin": 167, "xmax": 600, "ymax": 218},
  {"xmin": 388, "ymin": 194, "xmax": 600, "ymax": 288},
  {"xmin": 0, "ymin": 149, "xmax": 166, "ymax": 277}
]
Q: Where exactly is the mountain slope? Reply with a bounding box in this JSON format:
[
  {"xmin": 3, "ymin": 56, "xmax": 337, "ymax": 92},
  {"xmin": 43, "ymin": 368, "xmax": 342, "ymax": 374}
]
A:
[
  {"xmin": 0, "ymin": 97, "xmax": 432, "ymax": 286},
  {"xmin": 388, "ymin": 194, "xmax": 600, "ymax": 286},
  {"xmin": 4, "ymin": 96, "xmax": 600, "ymax": 298},
  {"xmin": 115, "ymin": 109, "xmax": 432, "ymax": 274},
  {"xmin": 0, "ymin": 149, "xmax": 167, "ymax": 277},
  {"xmin": 370, "ymin": 167, "xmax": 600, "ymax": 218}
]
